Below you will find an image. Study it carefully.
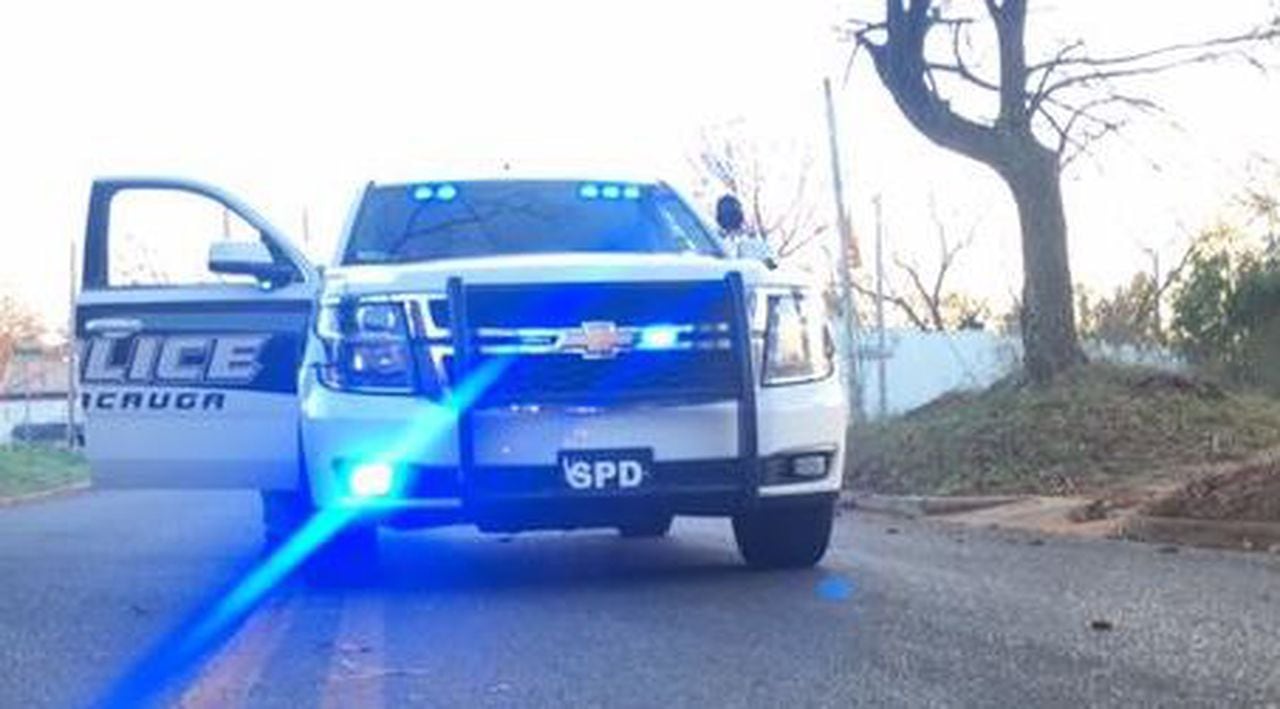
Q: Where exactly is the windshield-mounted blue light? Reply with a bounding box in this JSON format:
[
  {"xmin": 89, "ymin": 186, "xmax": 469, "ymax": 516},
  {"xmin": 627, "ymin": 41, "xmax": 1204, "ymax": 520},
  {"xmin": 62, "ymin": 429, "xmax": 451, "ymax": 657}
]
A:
[
  {"xmin": 412, "ymin": 183, "xmax": 458, "ymax": 201},
  {"xmin": 579, "ymin": 183, "xmax": 600, "ymax": 199}
]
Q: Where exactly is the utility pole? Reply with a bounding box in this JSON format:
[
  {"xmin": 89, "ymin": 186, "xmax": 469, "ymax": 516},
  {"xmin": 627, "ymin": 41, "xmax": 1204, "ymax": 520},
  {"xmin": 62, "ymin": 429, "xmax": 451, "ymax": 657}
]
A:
[
  {"xmin": 1147, "ymin": 248, "xmax": 1162, "ymax": 338},
  {"xmin": 823, "ymin": 77, "xmax": 862, "ymax": 420},
  {"xmin": 67, "ymin": 237, "xmax": 78, "ymax": 448},
  {"xmin": 22, "ymin": 349, "xmax": 32, "ymax": 434},
  {"xmin": 874, "ymin": 195, "xmax": 887, "ymax": 419}
]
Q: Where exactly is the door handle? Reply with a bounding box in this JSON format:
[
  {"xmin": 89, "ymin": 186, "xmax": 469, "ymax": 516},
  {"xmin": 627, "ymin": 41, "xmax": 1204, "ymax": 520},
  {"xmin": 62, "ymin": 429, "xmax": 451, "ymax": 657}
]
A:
[{"xmin": 85, "ymin": 318, "xmax": 144, "ymax": 335}]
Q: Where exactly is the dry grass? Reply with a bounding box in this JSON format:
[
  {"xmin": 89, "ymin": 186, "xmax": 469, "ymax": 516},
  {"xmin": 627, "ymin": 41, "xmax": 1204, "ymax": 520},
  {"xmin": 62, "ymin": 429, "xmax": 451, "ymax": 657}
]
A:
[
  {"xmin": 848, "ymin": 364, "xmax": 1280, "ymax": 496},
  {"xmin": 0, "ymin": 445, "xmax": 88, "ymax": 499}
]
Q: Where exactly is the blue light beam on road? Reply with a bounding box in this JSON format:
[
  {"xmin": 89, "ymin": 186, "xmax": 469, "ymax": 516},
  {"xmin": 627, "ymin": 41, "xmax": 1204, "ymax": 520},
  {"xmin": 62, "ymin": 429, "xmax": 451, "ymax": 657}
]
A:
[
  {"xmin": 97, "ymin": 357, "xmax": 513, "ymax": 707},
  {"xmin": 174, "ymin": 507, "xmax": 358, "ymax": 655}
]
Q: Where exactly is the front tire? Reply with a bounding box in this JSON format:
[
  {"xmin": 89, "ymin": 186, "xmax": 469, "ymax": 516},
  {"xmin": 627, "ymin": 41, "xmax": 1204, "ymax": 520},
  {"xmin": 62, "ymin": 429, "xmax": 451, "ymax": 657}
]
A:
[
  {"xmin": 260, "ymin": 489, "xmax": 311, "ymax": 554},
  {"xmin": 733, "ymin": 500, "xmax": 834, "ymax": 569}
]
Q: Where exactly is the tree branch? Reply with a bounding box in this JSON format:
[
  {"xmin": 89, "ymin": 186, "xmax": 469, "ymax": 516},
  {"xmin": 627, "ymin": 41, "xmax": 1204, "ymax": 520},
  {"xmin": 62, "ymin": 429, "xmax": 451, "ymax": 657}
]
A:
[
  {"xmin": 1027, "ymin": 25, "xmax": 1280, "ymax": 74},
  {"xmin": 852, "ymin": 281, "xmax": 933, "ymax": 331}
]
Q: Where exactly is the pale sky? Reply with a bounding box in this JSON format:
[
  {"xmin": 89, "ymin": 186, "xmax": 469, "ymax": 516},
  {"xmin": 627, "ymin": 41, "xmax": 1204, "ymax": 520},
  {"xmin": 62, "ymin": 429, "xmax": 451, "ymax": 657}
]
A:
[{"xmin": 2, "ymin": 0, "xmax": 1277, "ymax": 328}]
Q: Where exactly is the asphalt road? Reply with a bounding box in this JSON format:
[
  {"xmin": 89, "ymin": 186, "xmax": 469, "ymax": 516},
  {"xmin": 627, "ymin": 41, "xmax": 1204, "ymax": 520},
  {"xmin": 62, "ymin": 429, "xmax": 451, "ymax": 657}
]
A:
[{"xmin": 1, "ymin": 491, "xmax": 1278, "ymax": 708}]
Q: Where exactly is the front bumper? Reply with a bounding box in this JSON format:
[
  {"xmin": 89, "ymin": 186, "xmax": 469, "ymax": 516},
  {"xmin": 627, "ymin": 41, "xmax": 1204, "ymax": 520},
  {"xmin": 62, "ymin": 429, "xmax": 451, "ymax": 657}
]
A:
[
  {"xmin": 325, "ymin": 457, "xmax": 838, "ymax": 531},
  {"xmin": 301, "ymin": 387, "xmax": 844, "ymax": 515}
]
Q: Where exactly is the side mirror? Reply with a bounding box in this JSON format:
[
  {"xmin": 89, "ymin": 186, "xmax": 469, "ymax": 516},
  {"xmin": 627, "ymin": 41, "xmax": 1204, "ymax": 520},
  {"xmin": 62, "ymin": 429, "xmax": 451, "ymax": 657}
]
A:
[
  {"xmin": 208, "ymin": 240, "xmax": 296, "ymax": 285},
  {"xmin": 715, "ymin": 194, "xmax": 745, "ymax": 233}
]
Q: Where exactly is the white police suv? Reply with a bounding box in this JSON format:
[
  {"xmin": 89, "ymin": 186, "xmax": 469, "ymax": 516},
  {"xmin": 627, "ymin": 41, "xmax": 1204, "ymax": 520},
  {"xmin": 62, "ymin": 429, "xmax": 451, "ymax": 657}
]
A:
[{"xmin": 76, "ymin": 177, "xmax": 848, "ymax": 569}]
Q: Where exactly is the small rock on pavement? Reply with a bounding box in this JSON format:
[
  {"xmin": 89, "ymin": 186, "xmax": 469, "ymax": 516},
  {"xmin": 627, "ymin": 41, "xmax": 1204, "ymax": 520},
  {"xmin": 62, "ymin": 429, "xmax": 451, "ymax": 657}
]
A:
[
  {"xmin": 1158, "ymin": 545, "xmax": 1180, "ymax": 554},
  {"xmin": 1089, "ymin": 619, "xmax": 1115, "ymax": 632},
  {"xmin": 886, "ymin": 527, "xmax": 901, "ymax": 535}
]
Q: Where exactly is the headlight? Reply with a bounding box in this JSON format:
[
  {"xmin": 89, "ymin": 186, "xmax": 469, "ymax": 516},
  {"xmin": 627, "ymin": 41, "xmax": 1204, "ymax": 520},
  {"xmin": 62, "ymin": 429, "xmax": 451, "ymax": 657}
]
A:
[
  {"xmin": 761, "ymin": 290, "xmax": 834, "ymax": 386},
  {"xmin": 316, "ymin": 298, "xmax": 418, "ymax": 393}
]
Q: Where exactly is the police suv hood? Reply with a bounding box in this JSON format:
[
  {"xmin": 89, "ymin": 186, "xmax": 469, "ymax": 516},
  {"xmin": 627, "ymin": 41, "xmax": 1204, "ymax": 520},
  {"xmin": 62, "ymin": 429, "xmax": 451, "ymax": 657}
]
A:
[{"xmin": 321, "ymin": 252, "xmax": 807, "ymax": 298}]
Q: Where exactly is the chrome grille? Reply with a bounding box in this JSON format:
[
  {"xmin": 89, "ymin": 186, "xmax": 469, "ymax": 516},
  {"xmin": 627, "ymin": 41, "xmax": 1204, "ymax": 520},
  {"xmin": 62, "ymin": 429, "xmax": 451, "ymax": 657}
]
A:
[{"xmin": 421, "ymin": 281, "xmax": 742, "ymax": 405}]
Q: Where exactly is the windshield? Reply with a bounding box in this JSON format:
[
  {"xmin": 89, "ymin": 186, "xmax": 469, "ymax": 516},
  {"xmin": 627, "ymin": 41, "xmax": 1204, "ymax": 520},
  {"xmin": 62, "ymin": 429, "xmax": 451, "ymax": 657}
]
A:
[{"xmin": 343, "ymin": 180, "xmax": 721, "ymax": 264}]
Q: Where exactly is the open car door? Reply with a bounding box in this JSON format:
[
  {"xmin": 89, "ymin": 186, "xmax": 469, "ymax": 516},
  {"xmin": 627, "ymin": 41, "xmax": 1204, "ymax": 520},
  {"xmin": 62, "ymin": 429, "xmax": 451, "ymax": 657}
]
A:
[{"xmin": 76, "ymin": 178, "xmax": 317, "ymax": 489}]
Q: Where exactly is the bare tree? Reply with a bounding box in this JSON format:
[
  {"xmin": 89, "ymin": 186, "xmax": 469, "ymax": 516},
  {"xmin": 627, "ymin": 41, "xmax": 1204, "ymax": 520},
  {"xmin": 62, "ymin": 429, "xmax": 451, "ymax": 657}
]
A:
[
  {"xmin": 112, "ymin": 231, "xmax": 177, "ymax": 286},
  {"xmin": 844, "ymin": 1, "xmax": 1279, "ymax": 383},
  {"xmin": 853, "ymin": 199, "xmax": 987, "ymax": 331},
  {"xmin": 1128, "ymin": 174, "xmax": 1276, "ymax": 345},
  {"xmin": 1134, "ymin": 238, "xmax": 1203, "ymax": 343},
  {"xmin": 691, "ymin": 126, "xmax": 829, "ymax": 260},
  {"xmin": 0, "ymin": 293, "xmax": 44, "ymax": 381},
  {"xmin": 1240, "ymin": 159, "xmax": 1280, "ymax": 247}
]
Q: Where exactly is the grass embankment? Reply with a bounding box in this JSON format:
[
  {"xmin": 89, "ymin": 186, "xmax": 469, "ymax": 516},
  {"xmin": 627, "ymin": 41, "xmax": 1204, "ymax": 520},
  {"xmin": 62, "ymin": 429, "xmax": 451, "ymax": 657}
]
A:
[
  {"xmin": 0, "ymin": 446, "xmax": 88, "ymax": 500},
  {"xmin": 848, "ymin": 364, "xmax": 1280, "ymax": 496}
]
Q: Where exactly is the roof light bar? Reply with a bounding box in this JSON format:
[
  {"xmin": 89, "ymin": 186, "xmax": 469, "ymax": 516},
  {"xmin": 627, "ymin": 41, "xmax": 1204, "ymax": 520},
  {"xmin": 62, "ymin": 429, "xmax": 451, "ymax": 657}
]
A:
[{"xmin": 578, "ymin": 183, "xmax": 643, "ymax": 200}]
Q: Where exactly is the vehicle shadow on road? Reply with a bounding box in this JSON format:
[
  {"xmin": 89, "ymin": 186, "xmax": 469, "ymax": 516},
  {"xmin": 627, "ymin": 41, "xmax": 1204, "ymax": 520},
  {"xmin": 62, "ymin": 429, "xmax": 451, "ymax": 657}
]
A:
[{"xmin": 294, "ymin": 524, "xmax": 827, "ymax": 597}]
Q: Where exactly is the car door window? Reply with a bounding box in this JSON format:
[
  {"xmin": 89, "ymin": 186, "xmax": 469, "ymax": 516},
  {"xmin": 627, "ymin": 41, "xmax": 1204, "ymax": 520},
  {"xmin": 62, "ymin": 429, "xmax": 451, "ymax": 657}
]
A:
[{"xmin": 107, "ymin": 189, "xmax": 265, "ymax": 288}]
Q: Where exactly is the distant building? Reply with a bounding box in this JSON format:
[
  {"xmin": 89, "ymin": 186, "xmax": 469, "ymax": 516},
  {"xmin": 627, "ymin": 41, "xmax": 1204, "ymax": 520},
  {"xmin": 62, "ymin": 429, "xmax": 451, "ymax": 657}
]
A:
[{"xmin": 0, "ymin": 347, "xmax": 75, "ymax": 445}]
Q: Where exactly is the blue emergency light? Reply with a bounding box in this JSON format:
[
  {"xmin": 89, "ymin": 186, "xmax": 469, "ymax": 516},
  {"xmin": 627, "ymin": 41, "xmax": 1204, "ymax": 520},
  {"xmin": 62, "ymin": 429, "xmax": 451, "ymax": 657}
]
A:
[
  {"xmin": 578, "ymin": 183, "xmax": 642, "ymax": 200},
  {"xmin": 347, "ymin": 462, "xmax": 394, "ymax": 498},
  {"xmin": 638, "ymin": 326, "xmax": 681, "ymax": 350},
  {"xmin": 412, "ymin": 184, "xmax": 458, "ymax": 202}
]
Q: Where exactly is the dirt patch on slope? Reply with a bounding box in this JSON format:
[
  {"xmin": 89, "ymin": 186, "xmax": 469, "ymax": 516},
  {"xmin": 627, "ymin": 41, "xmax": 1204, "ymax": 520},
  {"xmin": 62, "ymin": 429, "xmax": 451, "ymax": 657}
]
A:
[{"xmin": 1144, "ymin": 449, "xmax": 1280, "ymax": 523}]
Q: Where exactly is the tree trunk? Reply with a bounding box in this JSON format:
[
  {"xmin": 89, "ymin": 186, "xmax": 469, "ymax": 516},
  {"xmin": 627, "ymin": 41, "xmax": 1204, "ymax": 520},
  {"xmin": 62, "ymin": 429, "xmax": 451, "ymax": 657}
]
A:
[{"xmin": 1000, "ymin": 142, "xmax": 1086, "ymax": 383}]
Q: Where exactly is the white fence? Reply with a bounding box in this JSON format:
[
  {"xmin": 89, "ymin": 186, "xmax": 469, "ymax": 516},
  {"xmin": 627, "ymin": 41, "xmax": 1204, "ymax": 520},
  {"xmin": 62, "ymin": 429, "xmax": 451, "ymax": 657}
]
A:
[
  {"xmin": 851, "ymin": 329, "xmax": 1184, "ymax": 420},
  {"xmin": 855, "ymin": 330, "xmax": 1018, "ymax": 419}
]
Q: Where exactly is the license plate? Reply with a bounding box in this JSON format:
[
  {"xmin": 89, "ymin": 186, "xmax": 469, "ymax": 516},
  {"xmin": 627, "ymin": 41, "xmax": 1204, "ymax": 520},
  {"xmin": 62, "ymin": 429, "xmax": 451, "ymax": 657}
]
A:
[{"xmin": 558, "ymin": 448, "xmax": 653, "ymax": 492}]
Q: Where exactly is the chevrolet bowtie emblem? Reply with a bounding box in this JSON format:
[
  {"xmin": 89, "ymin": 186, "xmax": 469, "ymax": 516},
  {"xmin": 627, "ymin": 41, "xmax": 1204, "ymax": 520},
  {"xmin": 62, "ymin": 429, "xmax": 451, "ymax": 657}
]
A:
[{"xmin": 556, "ymin": 321, "xmax": 635, "ymax": 359}]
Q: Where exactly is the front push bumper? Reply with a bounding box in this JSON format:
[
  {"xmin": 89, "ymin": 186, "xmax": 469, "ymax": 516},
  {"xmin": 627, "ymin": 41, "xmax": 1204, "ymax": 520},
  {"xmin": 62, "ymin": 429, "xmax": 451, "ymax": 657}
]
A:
[{"xmin": 299, "ymin": 272, "xmax": 847, "ymax": 527}]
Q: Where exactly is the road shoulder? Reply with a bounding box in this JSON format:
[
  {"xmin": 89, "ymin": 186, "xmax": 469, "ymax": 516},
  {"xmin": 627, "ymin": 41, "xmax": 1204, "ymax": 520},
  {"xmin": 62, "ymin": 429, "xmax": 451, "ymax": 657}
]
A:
[
  {"xmin": 0, "ymin": 481, "xmax": 91, "ymax": 508},
  {"xmin": 844, "ymin": 490, "xmax": 1280, "ymax": 553}
]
